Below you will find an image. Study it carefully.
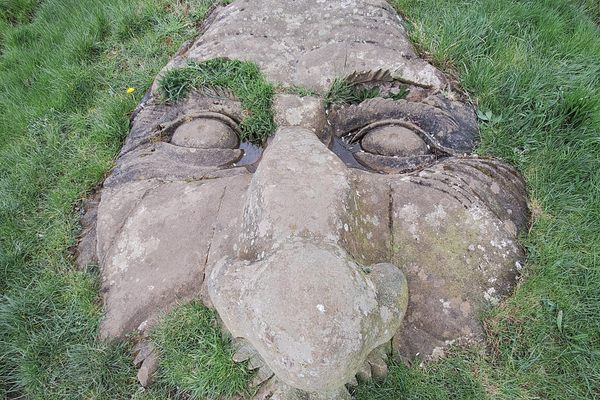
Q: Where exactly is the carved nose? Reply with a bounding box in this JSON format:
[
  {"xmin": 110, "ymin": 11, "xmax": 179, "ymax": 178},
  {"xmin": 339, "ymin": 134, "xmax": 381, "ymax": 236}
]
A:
[
  {"xmin": 238, "ymin": 126, "xmax": 349, "ymax": 259},
  {"xmin": 208, "ymin": 127, "xmax": 408, "ymax": 392},
  {"xmin": 209, "ymin": 240, "xmax": 408, "ymax": 392}
]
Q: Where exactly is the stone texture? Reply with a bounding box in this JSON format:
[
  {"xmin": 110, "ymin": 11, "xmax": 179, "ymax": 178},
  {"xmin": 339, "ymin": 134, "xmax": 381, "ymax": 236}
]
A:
[
  {"xmin": 97, "ymin": 174, "xmax": 250, "ymax": 339},
  {"xmin": 237, "ymin": 127, "xmax": 350, "ymax": 258},
  {"xmin": 354, "ymin": 152, "xmax": 436, "ymax": 174},
  {"xmin": 253, "ymin": 378, "xmax": 352, "ymax": 400},
  {"xmin": 387, "ymin": 158, "xmax": 528, "ymax": 359},
  {"xmin": 210, "ymin": 240, "xmax": 408, "ymax": 392},
  {"xmin": 361, "ymin": 125, "xmax": 428, "ymax": 157},
  {"xmin": 341, "ymin": 171, "xmax": 392, "ymax": 265},
  {"xmin": 165, "ymin": 0, "xmax": 447, "ymax": 93},
  {"xmin": 104, "ymin": 142, "xmax": 244, "ymax": 188},
  {"xmin": 85, "ymin": 0, "xmax": 532, "ymax": 397},
  {"xmin": 137, "ymin": 350, "xmax": 158, "ymax": 387},
  {"xmin": 274, "ymin": 94, "xmax": 329, "ymax": 144},
  {"xmin": 171, "ymin": 117, "xmax": 240, "ymax": 149}
]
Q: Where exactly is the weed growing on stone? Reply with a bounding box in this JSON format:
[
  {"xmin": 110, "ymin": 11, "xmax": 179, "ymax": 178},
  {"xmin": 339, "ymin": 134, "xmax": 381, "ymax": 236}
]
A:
[
  {"xmin": 280, "ymin": 84, "xmax": 320, "ymax": 97},
  {"xmin": 324, "ymin": 77, "xmax": 409, "ymax": 107},
  {"xmin": 324, "ymin": 78, "xmax": 381, "ymax": 107},
  {"xmin": 158, "ymin": 58, "xmax": 276, "ymax": 144}
]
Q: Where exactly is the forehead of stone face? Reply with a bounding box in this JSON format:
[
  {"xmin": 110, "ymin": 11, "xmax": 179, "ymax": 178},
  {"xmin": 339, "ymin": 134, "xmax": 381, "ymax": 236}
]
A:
[{"xmin": 180, "ymin": 0, "xmax": 446, "ymax": 92}]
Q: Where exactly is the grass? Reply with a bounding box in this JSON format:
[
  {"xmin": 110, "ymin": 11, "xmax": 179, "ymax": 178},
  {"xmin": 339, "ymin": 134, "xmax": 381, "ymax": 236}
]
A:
[
  {"xmin": 281, "ymin": 84, "xmax": 320, "ymax": 98},
  {"xmin": 324, "ymin": 78, "xmax": 380, "ymax": 107},
  {"xmin": 324, "ymin": 78, "xmax": 408, "ymax": 108},
  {"xmin": 158, "ymin": 58, "xmax": 275, "ymax": 144},
  {"xmin": 151, "ymin": 301, "xmax": 252, "ymax": 399},
  {"xmin": 354, "ymin": 350, "xmax": 488, "ymax": 400},
  {"xmin": 0, "ymin": 0, "xmax": 599, "ymax": 398}
]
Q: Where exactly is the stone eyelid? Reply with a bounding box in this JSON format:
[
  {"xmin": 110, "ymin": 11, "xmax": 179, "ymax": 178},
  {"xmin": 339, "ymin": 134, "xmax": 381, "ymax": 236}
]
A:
[{"xmin": 349, "ymin": 118, "xmax": 463, "ymax": 157}]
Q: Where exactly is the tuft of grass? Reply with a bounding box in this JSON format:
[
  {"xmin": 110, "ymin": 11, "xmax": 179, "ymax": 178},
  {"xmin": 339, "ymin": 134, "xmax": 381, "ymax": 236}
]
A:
[
  {"xmin": 0, "ymin": 0, "xmax": 40, "ymax": 24},
  {"xmin": 324, "ymin": 78, "xmax": 381, "ymax": 107},
  {"xmin": 151, "ymin": 301, "xmax": 252, "ymax": 399},
  {"xmin": 324, "ymin": 78, "xmax": 409, "ymax": 107},
  {"xmin": 280, "ymin": 84, "xmax": 320, "ymax": 97},
  {"xmin": 158, "ymin": 58, "xmax": 276, "ymax": 144}
]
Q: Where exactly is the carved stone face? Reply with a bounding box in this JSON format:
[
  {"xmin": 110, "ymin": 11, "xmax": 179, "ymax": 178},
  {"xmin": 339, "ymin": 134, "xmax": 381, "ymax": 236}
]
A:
[{"xmin": 84, "ymin": 0, "xmax": 529, "ymax": 397}]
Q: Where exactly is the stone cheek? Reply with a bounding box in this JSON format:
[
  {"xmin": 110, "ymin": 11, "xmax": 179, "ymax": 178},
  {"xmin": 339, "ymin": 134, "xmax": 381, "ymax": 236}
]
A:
[
  {"xmin": 389, "ymin": 176, "xmax": 523, "ymax": 359},
  {"xmin": 96, "ymin": 175, "xmax": 251, "ymax": 339}
]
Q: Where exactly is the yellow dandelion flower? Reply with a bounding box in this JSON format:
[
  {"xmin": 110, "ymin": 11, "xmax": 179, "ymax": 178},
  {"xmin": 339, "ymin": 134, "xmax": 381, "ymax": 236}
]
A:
[{"xmin": 126, "ymin": 87, "xmax": 135, "ymax": 94}]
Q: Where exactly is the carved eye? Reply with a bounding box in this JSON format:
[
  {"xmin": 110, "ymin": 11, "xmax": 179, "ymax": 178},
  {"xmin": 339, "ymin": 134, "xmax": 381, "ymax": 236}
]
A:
[
  {"xmin": 360, "ymin": 125, "xmax": 428, "ymax": 157},
  {"xmin": 345, "ymin": 120, "xmax": 445, "ymax": 174},
  {"xmin": 171, "ymin": 118, "xmax": 240, "ymax": 149}
]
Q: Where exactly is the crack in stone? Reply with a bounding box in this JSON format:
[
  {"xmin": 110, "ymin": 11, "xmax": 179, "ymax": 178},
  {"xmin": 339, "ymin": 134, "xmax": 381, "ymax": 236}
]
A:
[
  {"xmin": 388, "ymin": 182, "xmax": 394, "ymax": 259},
  {"xmin": 203, "ymin": 185, "xmax": 228, "ymax": 270}
]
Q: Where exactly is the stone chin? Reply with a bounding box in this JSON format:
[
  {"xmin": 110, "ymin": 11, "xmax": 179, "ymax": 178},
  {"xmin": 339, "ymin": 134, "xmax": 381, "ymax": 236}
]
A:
[{"xmin": 208, "ymin": 239, "xmax": 408, "ymax": 392}]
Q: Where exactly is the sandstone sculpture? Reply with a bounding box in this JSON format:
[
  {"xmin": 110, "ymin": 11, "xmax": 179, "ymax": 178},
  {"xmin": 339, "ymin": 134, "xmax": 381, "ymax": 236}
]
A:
[{"xmin": 77, "ymin": 0, "xmax": 530, "ymax": 398}]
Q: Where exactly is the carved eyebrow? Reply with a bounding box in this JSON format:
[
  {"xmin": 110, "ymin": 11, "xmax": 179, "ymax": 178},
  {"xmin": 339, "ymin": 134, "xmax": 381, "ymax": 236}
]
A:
[{"xmin": 157, "ymin": 59, "xmax": 276, "ymax": 145}]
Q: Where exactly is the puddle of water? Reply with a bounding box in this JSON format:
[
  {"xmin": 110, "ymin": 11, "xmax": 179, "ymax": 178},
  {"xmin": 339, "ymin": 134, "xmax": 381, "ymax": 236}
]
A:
[
  {"xmin": 330, "ymin": 136, "xmax": 372, "ymax": 171},
  {"xmin": 237, "ymin": 141, "xmax": 264, "ymax": 170}
]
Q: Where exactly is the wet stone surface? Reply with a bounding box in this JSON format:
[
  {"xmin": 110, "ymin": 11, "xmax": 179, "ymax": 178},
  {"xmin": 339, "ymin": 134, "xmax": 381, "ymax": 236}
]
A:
[{"xmin": 77, "ymin": 1, "xmax": 531, "ymax": 398}]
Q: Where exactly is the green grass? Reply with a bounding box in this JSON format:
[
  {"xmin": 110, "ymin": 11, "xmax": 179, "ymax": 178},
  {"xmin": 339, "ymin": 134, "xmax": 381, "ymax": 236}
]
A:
[
  {"xmin": 281, "ymin": 84, "xmax": 320, "ymax": 98},
  {"xmin": 1, "ymin": 0, "xmax": 599, "ymax": 398},
  {"xmin": 324, "ymin": 78, "xmax": 408, "ymax": 108},
  {"xmin": 354, "ymin": 350, "xmax": 488, "ymax": 400},
  {"xmin": 324, "ymin": 78, "xmax": 380, "ymax": 107},
  {"xmin": 158, "ymin": 58, "xmax": 275, "ymax": 144},
  {"xmin": 151, "ymin": 301, "xmax": 252, "ymax": 399}
]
